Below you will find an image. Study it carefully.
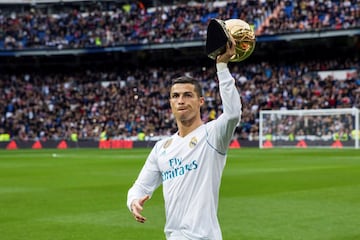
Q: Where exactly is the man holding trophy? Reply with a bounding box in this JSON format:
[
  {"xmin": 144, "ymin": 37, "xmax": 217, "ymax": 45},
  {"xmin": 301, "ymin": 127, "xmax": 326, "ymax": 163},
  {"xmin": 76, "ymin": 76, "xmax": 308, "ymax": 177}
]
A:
[{"xmin": 127, "ymin": 18, "xmax": 255, "ymax": 240}]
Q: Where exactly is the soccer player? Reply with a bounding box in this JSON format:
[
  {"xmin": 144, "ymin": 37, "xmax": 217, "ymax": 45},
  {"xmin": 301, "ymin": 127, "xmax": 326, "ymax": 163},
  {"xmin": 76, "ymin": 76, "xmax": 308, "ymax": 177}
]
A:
[{"xmin": 127, "ymin": 38, "xmax": 241, "ymax": 240}]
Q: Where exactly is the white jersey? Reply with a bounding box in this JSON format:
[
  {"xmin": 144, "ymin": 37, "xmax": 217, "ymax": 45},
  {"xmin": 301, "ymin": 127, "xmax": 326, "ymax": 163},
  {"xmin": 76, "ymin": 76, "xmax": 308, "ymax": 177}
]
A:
[{"xmin": 127, "ymin": 65, "xmax": 241, "ymax": 240}]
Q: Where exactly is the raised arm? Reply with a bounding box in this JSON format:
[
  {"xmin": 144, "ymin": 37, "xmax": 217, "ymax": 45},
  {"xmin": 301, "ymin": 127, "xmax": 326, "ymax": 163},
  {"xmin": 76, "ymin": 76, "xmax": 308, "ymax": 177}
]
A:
[
  {"xmin": 208, "ymin": 38, "xmax": 242, "ymax": 152},
  {"xmin": 216, "ymin": 40, "xmax": 242, "ymax": 122}
]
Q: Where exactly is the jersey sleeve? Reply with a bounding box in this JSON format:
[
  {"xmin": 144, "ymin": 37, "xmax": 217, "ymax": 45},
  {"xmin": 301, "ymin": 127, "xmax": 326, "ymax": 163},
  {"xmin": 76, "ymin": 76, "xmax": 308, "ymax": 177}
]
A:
[
  {"xmin": 126, "ymin": 142, "xmax": 163, "ymax": 211},
  {"xmin": 207, "ymin": 63, "xmax": 242, "ymax": 154}
]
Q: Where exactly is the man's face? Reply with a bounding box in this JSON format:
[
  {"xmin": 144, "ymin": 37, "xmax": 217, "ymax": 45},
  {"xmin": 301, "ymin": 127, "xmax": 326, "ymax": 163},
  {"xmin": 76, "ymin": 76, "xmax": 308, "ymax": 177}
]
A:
[{"xmin": 170, "ymin": 83, "xmax": 204, "ymax": 122}]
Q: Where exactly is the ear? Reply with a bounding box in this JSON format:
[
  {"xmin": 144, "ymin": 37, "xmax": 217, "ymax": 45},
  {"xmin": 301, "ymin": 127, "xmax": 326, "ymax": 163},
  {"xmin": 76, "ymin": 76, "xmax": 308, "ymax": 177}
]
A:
[{"xmin": 199, "ymin": 96, "xmax": 205, "ymax": 106}]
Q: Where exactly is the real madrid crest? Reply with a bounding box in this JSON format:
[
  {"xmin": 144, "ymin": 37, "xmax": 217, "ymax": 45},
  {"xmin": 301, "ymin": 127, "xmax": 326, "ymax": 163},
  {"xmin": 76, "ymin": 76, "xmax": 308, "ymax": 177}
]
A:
[
  {"xmin": 163, "ymin": 139, "xmax": 173, "ymax": 149},
  {"xmin": 189, "ymin": 137, "xmax": 197, "ymax": 148}
]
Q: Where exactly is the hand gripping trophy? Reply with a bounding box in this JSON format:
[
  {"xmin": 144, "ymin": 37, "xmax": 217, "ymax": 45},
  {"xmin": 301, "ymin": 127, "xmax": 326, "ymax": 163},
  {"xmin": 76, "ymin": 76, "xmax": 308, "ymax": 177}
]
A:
[{"xmin": 206, "ymin": 18, "xmax": 256, "ymax": 62}]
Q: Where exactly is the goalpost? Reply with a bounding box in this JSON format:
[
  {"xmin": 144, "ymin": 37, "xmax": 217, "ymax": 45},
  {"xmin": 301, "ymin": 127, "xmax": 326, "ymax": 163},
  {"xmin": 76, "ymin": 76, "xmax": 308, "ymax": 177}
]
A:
[{"xmin": 259, "ymin": 108, "xmax": 360, "ymax": 149}]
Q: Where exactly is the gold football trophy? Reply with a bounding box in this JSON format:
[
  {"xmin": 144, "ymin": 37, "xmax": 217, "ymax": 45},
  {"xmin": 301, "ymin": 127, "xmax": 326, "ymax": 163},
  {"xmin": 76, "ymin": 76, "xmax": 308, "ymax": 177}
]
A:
[{"xmin": 206, "ymin": 18, "xmax": 256, "ymax": 62}]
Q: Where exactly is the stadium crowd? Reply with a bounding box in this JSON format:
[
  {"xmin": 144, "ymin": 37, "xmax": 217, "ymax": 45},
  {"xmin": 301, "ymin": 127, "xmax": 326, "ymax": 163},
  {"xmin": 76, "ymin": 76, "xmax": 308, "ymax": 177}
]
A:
[
  {"xmin": 1, "ymin": 0, "xmax": 359, "ymax": 142},
  {"xmin": 1, "ymin": 57, "xmax": 359, "ymax": 142},
  {"xmin": 1, "ymin": 0, "xmax": 359, "ymax": 50}
]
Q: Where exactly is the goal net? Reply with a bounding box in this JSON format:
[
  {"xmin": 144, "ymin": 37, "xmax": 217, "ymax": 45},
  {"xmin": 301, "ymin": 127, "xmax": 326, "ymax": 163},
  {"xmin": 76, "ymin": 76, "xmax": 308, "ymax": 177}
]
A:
[{"xmin": 259, "ymin": 108, "xmax": 360, "ymax": 149}]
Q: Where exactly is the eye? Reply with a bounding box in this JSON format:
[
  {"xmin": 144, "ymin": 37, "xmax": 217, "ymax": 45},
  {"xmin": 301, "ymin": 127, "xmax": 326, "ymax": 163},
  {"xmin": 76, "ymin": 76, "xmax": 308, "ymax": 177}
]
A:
[
  {"xmin": 171, "ymin": 93, "xmax": 179, "ymax": 99},
  {"xmin": 184, "ymin": 92, "xmax": 193, "ymax": 98}
]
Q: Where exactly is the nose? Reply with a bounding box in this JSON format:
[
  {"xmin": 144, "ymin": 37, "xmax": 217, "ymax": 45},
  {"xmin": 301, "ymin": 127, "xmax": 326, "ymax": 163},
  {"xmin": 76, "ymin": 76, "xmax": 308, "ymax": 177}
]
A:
[{"xmin": 177, "ymin": 95, "xmax": 185, "ymax": 104}]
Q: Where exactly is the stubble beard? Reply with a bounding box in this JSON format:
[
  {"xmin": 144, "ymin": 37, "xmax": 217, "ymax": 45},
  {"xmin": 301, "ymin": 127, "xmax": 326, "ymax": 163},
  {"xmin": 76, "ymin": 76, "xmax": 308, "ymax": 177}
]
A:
[{"xmin": 177, "ymin": 112, "xmax": 199, "ymax": 127}]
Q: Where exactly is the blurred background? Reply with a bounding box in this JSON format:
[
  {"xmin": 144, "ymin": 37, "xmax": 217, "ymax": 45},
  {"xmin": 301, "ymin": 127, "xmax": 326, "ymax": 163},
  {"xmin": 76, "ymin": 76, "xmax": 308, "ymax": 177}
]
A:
[{"xmin": 0, "ymin": 0, "xmax": 359, "ymax": 146}]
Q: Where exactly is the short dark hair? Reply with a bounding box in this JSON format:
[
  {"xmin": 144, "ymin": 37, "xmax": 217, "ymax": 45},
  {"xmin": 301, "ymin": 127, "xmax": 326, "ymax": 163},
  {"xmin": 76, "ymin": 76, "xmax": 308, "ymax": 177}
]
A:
[{"xmin": 171, "ymin": 76, "xmax": 203, "ymax": 97}]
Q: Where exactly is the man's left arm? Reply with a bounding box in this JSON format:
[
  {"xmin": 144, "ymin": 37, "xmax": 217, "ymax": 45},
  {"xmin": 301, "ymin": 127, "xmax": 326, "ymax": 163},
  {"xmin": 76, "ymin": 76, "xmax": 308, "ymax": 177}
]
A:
[
  {"xmin": 210, "ymin": 39, "xmax": 242, "ymax": 152},
  {"xmin": 214, "ymin": 62, "xmax": 242, "ymax": 151}
]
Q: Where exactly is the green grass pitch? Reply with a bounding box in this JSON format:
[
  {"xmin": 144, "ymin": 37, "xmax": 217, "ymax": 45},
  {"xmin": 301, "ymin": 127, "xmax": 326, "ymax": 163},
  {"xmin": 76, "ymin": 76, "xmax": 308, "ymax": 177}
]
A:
[{"xmin": 1, "ymin": 148, "xmax": 360, "ymax": 240}]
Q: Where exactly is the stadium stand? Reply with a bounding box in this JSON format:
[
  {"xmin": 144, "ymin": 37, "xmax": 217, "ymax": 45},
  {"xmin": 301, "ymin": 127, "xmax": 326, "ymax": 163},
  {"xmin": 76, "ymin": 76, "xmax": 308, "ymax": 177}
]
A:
[
  {"xmin": 0, "ymin": 0, "xmax": 359, "ymax": 145},
  {"xmin": 1, "ymin": 58, "xmax": 359, "ymax": 141},
  {"xmin": 0, "ymin": 0, "xmax": 359, "ymax": 49}
]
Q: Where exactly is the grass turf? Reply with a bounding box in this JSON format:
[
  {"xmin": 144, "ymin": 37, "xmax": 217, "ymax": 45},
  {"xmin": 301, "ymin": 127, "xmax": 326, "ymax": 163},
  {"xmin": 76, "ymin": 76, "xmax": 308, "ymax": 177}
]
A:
[{"xmin": 0, "ymin": 148, "xmax": 360, "ymax": 240}]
